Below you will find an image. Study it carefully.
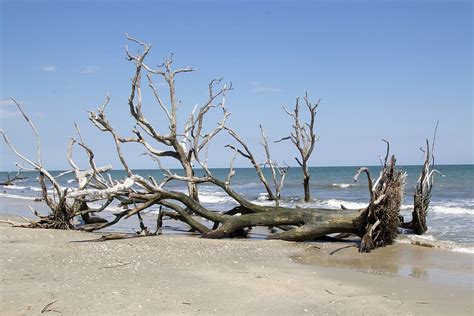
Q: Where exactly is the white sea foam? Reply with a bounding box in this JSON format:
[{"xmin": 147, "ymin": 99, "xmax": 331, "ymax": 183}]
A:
[
  {"xmin": 322, "ymin": 199, "xmax": 368, "ymax": 209},
  {"xmin": 320, "ymin": 198, "xmax": 474, "ymax": 216},
  {"xmin": 257, "ymin": 193, "xmax": 270, "ymax": 201},
  {"xmin": 85, "ymin": 202, "xmax": 124, "ymax": 214},
  {"xmin": 429, "ymin": 204, "xmax": 474, "ymax": 216},
  {"xmin": 233, "ymin": 183, "xmax": 259, "ymax": 189},
  {"xmin": 2, "ymin": 184, "xmax": 44, "ymax": 192},
  {"xmin": 198, "ymin": 190, "xmax": 235, "ymax": 204},
  {"xmin": 199, "ymin": 194, "xmax": 232, "ymax": 204},
  {"xmin": 88, "ymin": 202, "xmax": 103, "ymax": 209},
  {"xmin": 105, "ymin": 205, "xmax": 125, "ymax": 213},
  {"xmin": 67, "ymin": 179, "xmax": 76, "ymax": 184},
  {"xmin": 4, "ymin": 185, "xmax": 28, "ymax": 190},
  {"xmin": 451, "ymin": 246, "xmax": 474, "ymax": 254},
  {"xmin": 331, "ymin": 183, "xmax": 354, "ymax": 188},
  {"xmin": 0, "ymin": 193, "xmax": 38, "ymax": 201},
  {"xmin": 397, "ymin": 234, "xmax": 474, "ymax": 254}
]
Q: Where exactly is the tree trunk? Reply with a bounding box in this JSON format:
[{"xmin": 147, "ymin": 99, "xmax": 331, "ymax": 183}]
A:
[
  {"xmin": 401, "ymin": 189, "xmax": 428, "ymax": 234},
  {"xmin": 400, "ymin": 141, "xmax": 433, "ymax": 235},
  {"xmin": 303, "ymin": 162, "xmax": 311, "ymax": 202},
  {"xmin": 203, "ymin": 208, "xmax": 358, "ymax": 240},
  {"xmin": 183, "ymin": 161, "xmax": 200, "ymax": 202},
  {"xmin": 303, "ymin": 175, "xmax": 310, "ymax": 202}
]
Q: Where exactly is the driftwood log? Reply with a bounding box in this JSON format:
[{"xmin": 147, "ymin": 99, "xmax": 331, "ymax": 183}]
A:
[{"xmin": 0, "ymin": 168, "xmax": 27, "ymax": 186}]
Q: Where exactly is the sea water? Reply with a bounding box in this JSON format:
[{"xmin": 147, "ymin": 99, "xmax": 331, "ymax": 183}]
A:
[{"xmin": 1, "ymin": 165, "xmax": 472, "ymax": 252}]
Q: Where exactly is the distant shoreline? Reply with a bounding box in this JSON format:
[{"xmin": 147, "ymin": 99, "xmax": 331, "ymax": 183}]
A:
[{"xmin": 1, "ymin": 163, "xmax": 473, "ymax": 173}]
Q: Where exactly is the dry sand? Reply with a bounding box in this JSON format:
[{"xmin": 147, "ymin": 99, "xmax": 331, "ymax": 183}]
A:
[{"xmin": 0, "ymin": 218, "xmax": 472, "ymax": 315}]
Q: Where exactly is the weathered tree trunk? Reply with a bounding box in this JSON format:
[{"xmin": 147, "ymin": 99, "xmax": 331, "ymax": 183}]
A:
[
  {"xmin": 303, "ymin": 162, "xmax": 311, "ymax": 202},
  {"xmin": 182, "ymin": 161, "xmax": 199, "ymax": 202},
  {"xmin": 279, "ymin": 93, "xmax": 319, "ymax": 201},
  {"xmin": 401, "ymin": 140, "xmax": 437, "ymax": 235},
  {"xmin": 203, "ymin": 208, "xmax": 358, "ymax": 240},
  {"xmin": 410, "ymin": 193, "xmax": 428, "ymax": 234}
]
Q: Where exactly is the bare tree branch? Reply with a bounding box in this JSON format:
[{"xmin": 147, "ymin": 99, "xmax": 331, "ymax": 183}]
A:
[
  {"xmin": 225, "ymin": 127, "xmax": 276, "ymax": 201},
  {"xmin": 279, "ymin": 92, "xmax": 320, "ymax": 202}
]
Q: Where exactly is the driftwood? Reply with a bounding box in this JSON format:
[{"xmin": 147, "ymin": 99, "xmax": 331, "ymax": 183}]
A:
[
  {"xmin": 0, "ymin": 168, "xmax": 27, "ymax": 186},
  {"xmin": 1, "ymin": 36, "xmax": 437, "ymax": 253},
  {"xmin": 402, "ymin": 125, "xmax": 441, "ymax": 234},
  {"xmin": 0, "ymin": 98, "xmax": 113, "ymax": 229},
  {"xmin": 225, "ymin": 125, "xmax": 288, "ymax": 204},
  {"xmin": 88, "ymin": 34, "xmax": 231, "ymax": 202}
]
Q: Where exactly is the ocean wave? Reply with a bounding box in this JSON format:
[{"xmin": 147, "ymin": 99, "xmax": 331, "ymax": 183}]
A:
[
  {"xmin": 199, "ymin": 194, "xmax": 233, "ymax": 204},
  {"xmin": 331, "ymin": 183, "xmax": 355, "ymax": 188},
  {"xmin": 232, "ymin": 183, "xmax": 260, "ymax": 189},
  {"xmin": 106, "ymin": 205, "xmax": 126, "ymax": 213},
  {"xmin": 429, "ymin": 205, "xmax": 474, "ymax": 216},
  {"xmin": 67, "ymin": 179, "xmax": 76, "ymax": 184},
  {"xmin": 322, "ymin": 199, "xmax": 368, "ymax": 209},
  {"xmin": 397, "ymin": 235, "xmax": 474, "ymax": 254},
  {"xmin": 318, "ymin": 198, "xmax": 473, "ymax": 216},
  {"xmin": 198, "ymin": 189, "xmax": 236, "ymax": 204},
  {"xmin": 3, "ymin": 184, "xmax": 52, "ymax": 193},
  {"xmin": 0, "ymin": 193, "xmax": 39, "ymax": 201},
  {"xmin": 257, "ymin": 193, "xmax": 270, "ymax": 201},
  {"xmin": 3, "ymin": 185, "xmax": 28, "ymax": 190}
]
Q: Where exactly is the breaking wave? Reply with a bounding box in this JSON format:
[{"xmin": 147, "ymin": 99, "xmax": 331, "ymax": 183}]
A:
[
  {"xmin": 2, "ymin": 185, "xmax": 44, "ymax": 192},
  {"xmin": 331, "ymin": 183, "xmax": 355, "ymax": 188},
  {"xmin": 3, "ymin": 185, "xmax": 28, "ymax": 190},
  {"xmin": 198, "ymin": 189, "xmax": 236, "ymax": 204},
  {"xmin": 0, "ymin": 193, "xmax": 38, "ymax": 201},
  {"xmin": 397, "ymin": 234, "xmax": 474, "ymax": 254},
  {"xmin": 429, "ymin": 203, "xmax": 474, "ymax": 216},
  {"xmin": 322, "ymin": 199, "xmax": 368, "ymax": 209}
]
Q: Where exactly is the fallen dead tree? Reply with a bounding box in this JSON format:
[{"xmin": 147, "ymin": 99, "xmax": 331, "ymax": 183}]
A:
[
  {"xmin": 0, "ymin": 168, "xmax": 27, "ymax": 186},
  {"xmin": 0, "ymin": 99, "xmax": 112, "ymax": 229},
  {"xmin": 0, "ymin": 36, "xmax": 436, "ymax": 252}
]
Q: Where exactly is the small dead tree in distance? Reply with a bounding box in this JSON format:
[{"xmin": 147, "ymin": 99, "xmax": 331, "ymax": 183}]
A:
[
  {"xmin": 277, "ymin": 93, "xmax": 319, "ymax": 202},
  {"xmin": 225, "ymin": 125, "xmax": 288, "ymax": 204}
]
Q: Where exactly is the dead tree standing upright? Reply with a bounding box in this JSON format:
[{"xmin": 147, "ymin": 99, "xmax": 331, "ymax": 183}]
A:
[
  {"xmin": 89, "ymin": 34, "xmax": 231, "ymax": 202},
  {"xmin": 278, "ymin": 92, "xmax": 319, "ymax": 202}
]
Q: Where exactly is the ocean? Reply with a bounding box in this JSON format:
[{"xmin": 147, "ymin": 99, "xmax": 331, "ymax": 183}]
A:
[{"xmin": 1, "ymin": 164, "xmax": 472, "ymax": 252}]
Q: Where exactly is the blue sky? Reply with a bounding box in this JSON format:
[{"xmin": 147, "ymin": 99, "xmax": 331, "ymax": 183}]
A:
[{"xmin": 1, "ymin": 0, "xmax": 472, "ymax": 171}]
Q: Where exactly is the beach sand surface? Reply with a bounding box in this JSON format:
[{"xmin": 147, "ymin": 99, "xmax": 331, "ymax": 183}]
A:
[{"xmin": 0, "ymin": 218, "xmax": 472, "ymax": 315}]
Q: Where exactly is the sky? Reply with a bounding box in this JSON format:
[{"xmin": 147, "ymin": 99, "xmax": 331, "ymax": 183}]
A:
[{"xmin": 1, "ymin": 0, "xmax": 472, "ymax": 171}]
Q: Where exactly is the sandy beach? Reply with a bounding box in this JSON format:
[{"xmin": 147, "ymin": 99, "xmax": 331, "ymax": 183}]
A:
[{"xmin": 0, "ymin": 217, "xmax": 472, "ymax": 315}]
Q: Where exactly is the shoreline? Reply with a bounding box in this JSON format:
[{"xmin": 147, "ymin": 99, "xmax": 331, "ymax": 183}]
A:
[
  {"xmin": 1, "ymin": 217, "xmax": 472, "ymax": 315},
  {"xmin": 1, "ymin": 194, "xmax": 473, "ymax": 255}
]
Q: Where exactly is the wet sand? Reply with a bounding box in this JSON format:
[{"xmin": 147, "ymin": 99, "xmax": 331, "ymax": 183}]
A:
[{"xmin": 0, "ymin": 217, "xmax": 472, "ymax": 315}]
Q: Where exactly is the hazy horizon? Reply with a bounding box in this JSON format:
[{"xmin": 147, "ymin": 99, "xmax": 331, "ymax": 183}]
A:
[{"xmin": 1, "ymin": 163, "xmax": 472, "ymax": 174}]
